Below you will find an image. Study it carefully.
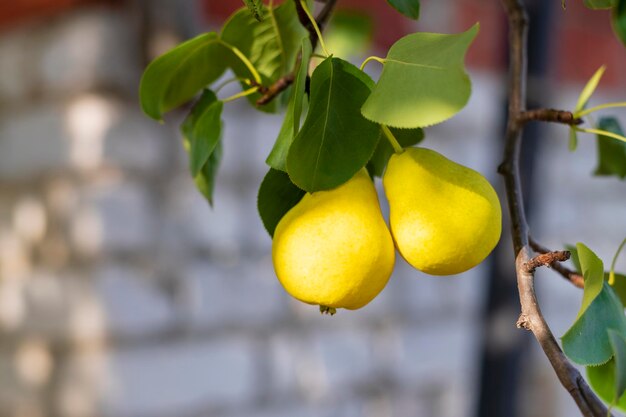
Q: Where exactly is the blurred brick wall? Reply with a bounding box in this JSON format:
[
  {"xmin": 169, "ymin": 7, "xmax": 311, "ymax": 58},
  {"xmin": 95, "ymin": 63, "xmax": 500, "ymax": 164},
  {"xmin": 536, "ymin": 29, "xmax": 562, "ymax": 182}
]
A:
[{"xmin": 0, "ymin": 2, "xmax": 624, "ymax": 417}]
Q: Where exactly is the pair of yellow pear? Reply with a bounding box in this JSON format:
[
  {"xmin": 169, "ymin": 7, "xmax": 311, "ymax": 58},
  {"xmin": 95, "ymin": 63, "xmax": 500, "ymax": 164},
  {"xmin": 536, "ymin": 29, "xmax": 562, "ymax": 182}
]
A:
[{"xmin": 272, "ymin": 147, "xmax": 502, "ymax": 312}]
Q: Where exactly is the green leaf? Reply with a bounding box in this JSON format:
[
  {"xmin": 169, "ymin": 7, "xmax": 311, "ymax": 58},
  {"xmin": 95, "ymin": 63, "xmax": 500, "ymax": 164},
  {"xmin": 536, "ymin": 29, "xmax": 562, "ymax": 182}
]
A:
[
  {"xmin": 361, "ymin": 24, "xmax": 479, "ymax": 129},
  {"xmin": 566, "ymin": 243, "xmax": 582, "ymax": 272},
  {"xmin": 576, "ymin": 242, "xmax": 606, "ymax": 318},
  {"xmin": 221, "ymin": 2, "xmax": 308, "ymax": 111},
  {"xmin": 562, "ymin": 243, "xmax": 626, "ymax": 365},
  {"xmin": 243, "ymin": 0, "xmax": 264, "ymax": 21},
  {"xmin": 614, "ymin": 0, "xmax": 626, "ymax": 46},
  {"xmin": 609, "ymin": 329, "xmax": 626, "ymax": 402},
  {"xmin": 562, "ymin": 282, "xmax": 626, "ymax": 365},
  {"xmin": 266, "ymin": 38, "xmax": 312, "ymax": 171},
  {"xmin": 584, "ymin": 0, "xmax": 617, "ymax": 9},
  {"xmin": 569, "ymin": 127, "xmax": 578, "ymax": 151},
  {"xmin": 567, "ymin": 244, "xmax": 626, "ymax": 306},
  {"xmin": 574, "ymin": 65, "xmax": 606, "ymax": 114},
  {"xmin": 567, "ymin": 244, "xmax": 626, "ymax": 307},
  {"xmin": 193, "ymin": 140, "xmax": 222, "ymax": 206},
  {"xmin": 386, "ymin": 0, "xmax": 420, "ymax": 19},
  {"xmin": 140, "ymin": 32, "xmax": 228, "ymax": 121},
  {"xmin": 181, "ymin": 90, "xmax": 223, "ymax": 205},
  {"xmin": 367, "ymin": 127, "xmax": 424, "ymax": 177},
  {"xmin": 594, "ymin": 117, "xmax": 626, "ymax": 179},
  {"xmin": 325, "ymin": 11, "xmax": 374, "ymax": 58},
  {"xmin": 286, "ymin": 57, "xmax": 381, "ymax": 192},
  {"xmin": 587, "ymin": 358, "xmax": 626, "ymax": 412},
  {"xmin": 181, "ymin": 90, "xmax": 223, "ymax": 176},
  {"xmin": 257, "ymin": 169, "xmax": 306, "ymax": 236}
]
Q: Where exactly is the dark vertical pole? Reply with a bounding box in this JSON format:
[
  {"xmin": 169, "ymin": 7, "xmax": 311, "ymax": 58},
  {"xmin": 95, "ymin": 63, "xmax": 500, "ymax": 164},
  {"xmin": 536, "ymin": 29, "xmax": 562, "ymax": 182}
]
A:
[{"xmin": 475, "ymin": 1, "xmax": 554, "ymax": 416}]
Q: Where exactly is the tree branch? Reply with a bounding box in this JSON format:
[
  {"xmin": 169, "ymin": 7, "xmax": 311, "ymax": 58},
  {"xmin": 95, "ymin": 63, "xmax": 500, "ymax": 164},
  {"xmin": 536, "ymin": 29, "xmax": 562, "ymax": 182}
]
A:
[
  {"xmin": 518, "ymin": 108, "xmax": 583, "ymax": 125},
  {"xmin": 499, "ymin": 0, "xmax": 610, "ymax": 415},
  {"xmin": 529, "ymin": 238, "xmax": 585, "ymax": 288},
  {"xmin": 256, "ymin": 0, "xmax": 337, "ymax": 106},
  {"xmin": 523, "ymin": 250, "xmax": 571, "ymax": 273}
]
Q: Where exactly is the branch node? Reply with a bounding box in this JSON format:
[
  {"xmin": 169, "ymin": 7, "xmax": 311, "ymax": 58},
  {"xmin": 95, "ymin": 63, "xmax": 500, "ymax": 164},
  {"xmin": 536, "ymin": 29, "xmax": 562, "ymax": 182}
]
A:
[{"xmin": 516, "ymin": 314, "xmax": 531, "ymax": 330}]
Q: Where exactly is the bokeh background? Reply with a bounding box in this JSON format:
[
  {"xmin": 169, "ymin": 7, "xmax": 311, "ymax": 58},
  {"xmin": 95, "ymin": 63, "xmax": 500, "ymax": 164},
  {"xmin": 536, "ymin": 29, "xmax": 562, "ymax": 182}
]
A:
[{"xmin": 0, "ymin": 1, "xmax": 625, "ymax": 416}]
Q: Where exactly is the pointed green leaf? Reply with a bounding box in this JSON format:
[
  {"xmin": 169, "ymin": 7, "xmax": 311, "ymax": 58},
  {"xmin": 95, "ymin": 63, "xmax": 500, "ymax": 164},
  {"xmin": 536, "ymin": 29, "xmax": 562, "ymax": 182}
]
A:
[
  {"xmin": 361, "ymin": 24, "xmax": 479, "ymax": 129},
  {"xmin": 243, "ymin": 0, "xmax": 264, "ymax": 21},
  {"xmin": 367, "ymin": 127, "xmax": 424, "ymax": 177},
  {"xmin": 587, "ymin": 358, "xmax": 626, "ymax": 412},
  {"xmin": 386, "ymin": 0, "xmax": 420, "ymax": 19},
  {"xmin": 574, "ymin": 65, "xmax": 606, "ymax": 114},
  {"xmin": 609, "ymin": 329, "xmax": 626, "ymax": 402},
  {"xmin": 614, "ymin": 0, "xmax": 626, "ymax": 46},
  {"xmin": 266, "ymin": 38, "xmax": 312, "ymax": 171},
  {"xmin": 257, "ymin": 169, "xmax": 306, "ymax": 236},
  {"xmin": 577, "ymin": 242, "xmax": 606, "ymax": 318},
  {"xmin": 221, "ymin": 2, "xmax": 308, "ymax": 111},
  {"xmin": 181, "ymin": 90, "xmax": 223, "ymax": 176},
  {"xmin": 594, "ymin": 117, "xmax": 626, "ymax": 179},
  {"xmin": 140, "ymin": 32, "xmax": 228, "ymax": 121},
  {"xmin": 584, "ymin": 0, "xmax": 617, "ymax": 9},
  {"xmin": 193, "ymin": 140, "xmax": 222, "ymax": 206},
  {"xmin": 562, "ymin": 282, "xmax": 626, "ymax": 365},
  {"xmin": 287, "ymin": 57, "xmax": 381, "ymax": 192},
  {"xmin": 181, "ymin": 90, "xmax": 223, "ymax": 205}
]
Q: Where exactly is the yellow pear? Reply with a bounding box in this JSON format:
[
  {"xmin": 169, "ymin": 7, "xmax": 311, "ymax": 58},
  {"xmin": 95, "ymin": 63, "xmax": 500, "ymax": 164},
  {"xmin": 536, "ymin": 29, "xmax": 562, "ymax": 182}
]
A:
[
  {"xmin": 272, "ymin": 170, "xmax": 395, "ymax": 311},
  {"xmin": 383, "ymin": 147, "xmax": 501, "ymax": 275}
]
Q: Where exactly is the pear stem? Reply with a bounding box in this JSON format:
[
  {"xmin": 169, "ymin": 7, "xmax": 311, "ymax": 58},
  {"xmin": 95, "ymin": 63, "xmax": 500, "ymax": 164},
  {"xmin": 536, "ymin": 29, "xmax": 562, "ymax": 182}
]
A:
[{"xmin": 381, "ymin": 125, "xmax": 403, "ymax": 153}]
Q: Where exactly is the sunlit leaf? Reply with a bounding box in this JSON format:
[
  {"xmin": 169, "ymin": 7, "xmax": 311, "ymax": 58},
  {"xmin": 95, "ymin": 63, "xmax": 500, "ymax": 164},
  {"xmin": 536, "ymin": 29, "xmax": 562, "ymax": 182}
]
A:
[
  {"xmin": 385, "ymin": 0, "xmax": 420, "ymax": 19},
  {"xmin": 325, "ymin": 10, "xmax": 373, "ymax": 58},
  {"xmin": 266, "ymin": 38, "xmax": 312, "ymax": 171},
  {"xmin": 574, "ymin": 65, "xmax": 606, "ymax": 115},
  {"xmin": 566, "ymin": 244, "xmax": 626, "ymax": 306},
  {"xmin": 361, "ymin": 24, "xmax": 479, "ymax": 128},
  {"xmin": 287, "ymin": 57, "xmax": 381, "ymax": 192},
  {"xmin": 577, "ymin": 242, "xmax": 606, "ymax": 317},
  {"xmin": 257, "ymin": 169, "xmax": 305, "ymax": 236},
  {"xmin": 140, "ymin": 33, "xmax": 228, "ymax": 121}
]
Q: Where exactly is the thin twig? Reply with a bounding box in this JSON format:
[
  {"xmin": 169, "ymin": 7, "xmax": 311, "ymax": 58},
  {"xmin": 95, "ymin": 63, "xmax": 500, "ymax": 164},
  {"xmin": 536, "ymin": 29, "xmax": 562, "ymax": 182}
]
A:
[
  {"xmin": 499, "ymin": 0, "xmax": 610, "ymax": 415},
  {"xmin": 523, "ymin": 250, "xmax": 571, "ymax": 273},
  {"xmin": 518, "ymin": 108, "xmax": 583, "ymax": 125},
  {"xmin": 529, "ymin": 238, "xmax": 585, "ymax": 288},
  {"xmin": 256, "ymin": 0, "xmax": 338, "ymax": 106}
]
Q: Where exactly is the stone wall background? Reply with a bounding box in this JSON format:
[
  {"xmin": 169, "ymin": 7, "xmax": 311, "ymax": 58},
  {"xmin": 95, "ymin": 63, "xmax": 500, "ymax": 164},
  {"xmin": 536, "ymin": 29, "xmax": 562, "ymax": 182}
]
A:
[{"xmin": 0, "ymin": 3, "xmax": 625, "ymax": 417}]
